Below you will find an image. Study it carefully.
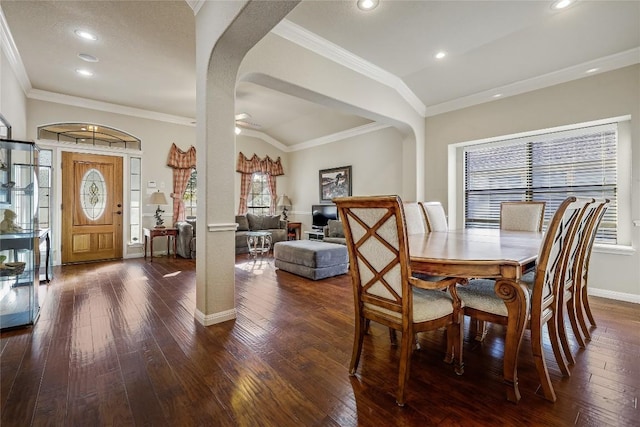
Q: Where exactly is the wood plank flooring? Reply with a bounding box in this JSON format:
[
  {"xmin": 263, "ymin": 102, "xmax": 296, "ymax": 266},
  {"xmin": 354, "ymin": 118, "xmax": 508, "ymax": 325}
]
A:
[{"xmin": 1, "ymin": 256, "xmax": 638, "ymax": 426}]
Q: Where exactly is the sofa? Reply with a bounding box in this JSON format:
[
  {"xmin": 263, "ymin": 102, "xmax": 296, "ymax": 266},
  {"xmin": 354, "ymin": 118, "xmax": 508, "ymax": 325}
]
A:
[
  {"xmin": 175, "ymin": 213, "xmax": 289, "ymax": 258},
  {"xmin": 235, "ymin": 213, "xmax": 288, "ymax": 254},
  {"xmin": 323, "ymin": 219, "xmax": 346, "ymax": 245},
  {"xmin": 175, "ymin": 218, "xmax": 197, "ymax": 259}
]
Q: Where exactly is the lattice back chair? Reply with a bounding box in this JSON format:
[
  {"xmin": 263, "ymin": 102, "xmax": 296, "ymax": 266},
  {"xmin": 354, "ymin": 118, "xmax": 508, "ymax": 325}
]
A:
[
  {"xmin": 419, "ymin": 201, "xmax": 448, "ymax": 232},
  {"xmin": 456, "ymin": 196, "xmax": 588, "ymax": 402},
  {"xmin": 403, "ymin": 202, "xmax": 428, "ymax": 235},
  {"xmin": 555, "ymin": 198, "xmax": 598, "ymax": 359},
  {"xmin": 500, "ymin": 201, "xmax": 546, "ymax": 232},
  {"xmin": 334, "ymin": 195, "xmax": 463, "ymax": 407},
  {"xmin": 572, "ymin": 199, "xmax": 610, "ymax": 341}
]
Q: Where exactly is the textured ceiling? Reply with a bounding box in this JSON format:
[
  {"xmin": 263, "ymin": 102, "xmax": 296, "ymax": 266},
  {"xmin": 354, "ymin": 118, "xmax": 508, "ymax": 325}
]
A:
[{"xmin": 1, "ymin": 0, "xmax": 638, "ymax": 147}]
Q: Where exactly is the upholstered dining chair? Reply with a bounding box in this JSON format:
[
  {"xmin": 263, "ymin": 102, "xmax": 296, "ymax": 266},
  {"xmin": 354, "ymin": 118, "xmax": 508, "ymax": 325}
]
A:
[
  {"xmin": 456, "ymin": 196, "xmax": 590, "ymax": 402},
  {"xmin": 500, "ymin": 201, "xmax": 546, "ymax": 232},
  {"xmin": 420, "ymin": 201, "xmax": 448, "ymax": 232},
  {"xmin": 564, "ymin": 198, "xmax": 610, "ymax": 346},
  {"xmin": 403, "ymin": 202, "xmax": 428, "ymax": 235},
  {"xmin": 334, "ymin": 195, "xmax": 463, "ymax": 406}
]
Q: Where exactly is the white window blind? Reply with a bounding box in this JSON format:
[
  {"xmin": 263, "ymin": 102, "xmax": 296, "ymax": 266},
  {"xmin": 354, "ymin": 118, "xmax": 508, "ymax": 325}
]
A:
[{"xmin": 464, "ymin": 123, "xmax": 617, "ymax": 243}]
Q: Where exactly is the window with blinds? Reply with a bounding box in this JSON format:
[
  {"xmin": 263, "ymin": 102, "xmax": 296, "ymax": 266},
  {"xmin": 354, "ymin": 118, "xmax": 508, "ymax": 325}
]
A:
[{"xmin": 464, "ymin": 123, "xmax": 617, "ymax": 244}]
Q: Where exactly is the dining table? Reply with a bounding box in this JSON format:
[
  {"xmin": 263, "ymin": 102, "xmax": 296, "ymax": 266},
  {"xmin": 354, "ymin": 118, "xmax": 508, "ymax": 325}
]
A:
[{"xmin": 408, "ymin": 228, "xmax": 543, "ymax": 403}]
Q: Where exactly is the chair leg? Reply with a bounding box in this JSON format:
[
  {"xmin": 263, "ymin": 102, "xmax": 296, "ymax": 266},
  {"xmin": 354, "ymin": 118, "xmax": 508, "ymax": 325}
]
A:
[
  {"xmin": 576, "ymin": 287, "xmax": 592, "ymax": 340},
  {"xmin": 396, "ymin": 327, "xmax": 414, "ymax": 407},
  {"xmin": 445, "ymin": 316, "xmax": 464, "ymax": 375},
  {"xmin": 547, "ymin": 313, "xmax": 570, "ymax": 377},
  {"xmin": 389, "ymin": 328, "xmax": 398, "ymax": 346},
  {"xmin": 349, "ymin": 316, "xmax": 366, "ymax": 375},
  {"xmin": 475, "ymin": 319, "xmax": 488, "ymax": 342},
  {"xmin": 567, "ymin": 295, "xmax": 586, "ymax": 348},
  {"xmin": 556, "ymin": 304, "xmax": 576, "ymax": 365},
  {"xmin": 531, "ymin": 320, "xmax": 557, "ymax": 402},
  {"xmin": 582, "ymin": 286, "xmax": 597, "ymax": 328}
]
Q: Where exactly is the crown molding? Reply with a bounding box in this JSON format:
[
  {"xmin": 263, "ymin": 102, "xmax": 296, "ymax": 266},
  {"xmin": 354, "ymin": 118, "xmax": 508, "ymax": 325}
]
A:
[
  {"xmin": 271, "ymin": 19, "xmax": 426, "ymax": 117},
  {"xmin": 0, "ymin": 7, "xmax": 31, "ymax": 94},
  {"xmin": 185, "ymin": 0, "xmax": 205, "ymax": 15},
  {"xmin": 239, "ymin": 128, "xmax": 289, "ymax": 152},
  {"xmin": 424, "ymin": 48, "xmax": 640, "ymax": 117},
  {"xmin": 288, "ymin": 122, "xmax": 390, "ymax": 152},
  {"xmin": 28, "ymin": 89, "xmax": 195, "ymax": 126}
]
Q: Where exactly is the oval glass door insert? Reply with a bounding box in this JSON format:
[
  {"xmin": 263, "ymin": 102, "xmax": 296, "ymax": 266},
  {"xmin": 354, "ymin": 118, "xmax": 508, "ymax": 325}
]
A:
[{"xmin": 81, "ymin": 168, "xmax": 107, "ymax": 220}]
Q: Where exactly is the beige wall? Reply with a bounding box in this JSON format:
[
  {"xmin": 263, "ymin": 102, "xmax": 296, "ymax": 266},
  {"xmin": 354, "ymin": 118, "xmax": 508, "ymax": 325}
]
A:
[{"xmin": 424, "ymin": 65, "xmax": 640, "ymax": 300}]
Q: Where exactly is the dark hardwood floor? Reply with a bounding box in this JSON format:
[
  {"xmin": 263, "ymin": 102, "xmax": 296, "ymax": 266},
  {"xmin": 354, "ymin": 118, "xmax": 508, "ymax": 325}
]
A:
[{"xmin": 1, "ymin": 255, "xmax": 638, "ymax": 426}]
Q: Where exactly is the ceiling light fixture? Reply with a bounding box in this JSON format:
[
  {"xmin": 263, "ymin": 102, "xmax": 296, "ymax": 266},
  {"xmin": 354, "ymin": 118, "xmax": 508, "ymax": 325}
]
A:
[
  {"xmin": 551, "ymin": 0, "xmax": 575, "ymax": 10},
  {"xmin": 493, "ymin": 93, "xmax": 503, "ymax": 98},
  {"xmin": 235, "ymin": 126, "xmax": 241, "ymax": 135},
  {"xmin": 357, "ymin": 0, "xmax": 379, "ymax": 11},
  {"xmin": 76, "ymin": 69, "xmax": 93, "ymax": 77},
  {"xmin": 74, "ymin": 29, "xmax": 98, "ymax": 41},
  {"xmin": 78, "ymin": 53, "xmax": 99, "ymax": 63},
  {"xmin": 435, "ymin": 51, "xmax": 446, "ymax": 60},
  {"xmin": 586, "ymin": 68, "xmax": 599, "ymax": 73}
]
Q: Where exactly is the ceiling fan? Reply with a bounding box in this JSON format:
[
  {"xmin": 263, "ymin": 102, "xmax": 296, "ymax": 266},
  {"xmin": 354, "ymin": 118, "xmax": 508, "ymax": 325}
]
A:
[{"xmin": 235, "ymin": 113, "xmax": 261, "ymax": 134}]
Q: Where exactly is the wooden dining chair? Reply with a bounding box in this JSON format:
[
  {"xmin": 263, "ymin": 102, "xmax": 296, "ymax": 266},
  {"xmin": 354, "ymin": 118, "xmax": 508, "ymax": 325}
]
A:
[
  {"xmin": 419, "ymin": 201, "xmax": 448, "ymax": 232},
  {"xmin": 567, "ymin": 199, "xmax": 610, "ymax": 343},
  {"xmin": 334, "ymin": 195, "xmax": 463, "ymax": 406},
  {"xmin": 500, "ymin": 201, "xmax": 546, "ymax": 232},
  {"xmin": 456, "ymin": 196, "xmax": 590, "ymax": 402}
]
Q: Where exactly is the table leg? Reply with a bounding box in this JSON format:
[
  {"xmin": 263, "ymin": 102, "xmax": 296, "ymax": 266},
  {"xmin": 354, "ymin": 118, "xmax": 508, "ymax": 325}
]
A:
[
  {"xmin": 144, "ymin": 235, "xmax": 148, "ymax": 260},
  {"xmin": 495, "ymin": 278, "xmax": 530, "ymax": 403},
  {"xmin": 150, "ymin": 236, "xmax": 154, "ymax": 262},
  {"xmin": 172, "ymin": 235, "xmax": 177, "ymax": 258},
  {"xmin": 45, "ymin": 232, "xmax": 50, "ymax": 282}
]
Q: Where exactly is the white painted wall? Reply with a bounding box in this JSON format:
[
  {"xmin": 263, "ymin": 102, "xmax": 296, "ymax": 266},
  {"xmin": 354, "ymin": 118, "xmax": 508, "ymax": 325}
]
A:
[
  {"xmin": 425, "ymin": 65, "xmax": 640, "ymax": 301},
  {"xmin": 0, "ymin": 48, "xmax": 27, "ymax": 139},
  {"xmin": 286, "ymin": 126, "xmax": 405, "ymax": 232}
]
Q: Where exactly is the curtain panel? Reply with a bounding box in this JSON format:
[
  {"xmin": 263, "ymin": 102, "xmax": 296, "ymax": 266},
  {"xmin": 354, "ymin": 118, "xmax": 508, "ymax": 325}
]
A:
[
  {"xmin": 167, "ymin": 143, "xmax": 196, "ymax": 223},
  {"xmin": 236, "ymin": 152, "xmax": 284, "ymax": 215}
]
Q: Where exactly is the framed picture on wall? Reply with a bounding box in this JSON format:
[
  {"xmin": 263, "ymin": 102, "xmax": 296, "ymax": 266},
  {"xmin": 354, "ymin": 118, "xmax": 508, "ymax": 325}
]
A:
[{"xmin": 319, "ymin": 165, "xmax": 352, "ymax": 203}]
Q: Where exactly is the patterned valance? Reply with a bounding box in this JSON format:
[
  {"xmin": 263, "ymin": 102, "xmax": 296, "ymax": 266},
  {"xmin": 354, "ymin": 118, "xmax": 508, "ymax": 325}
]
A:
[
  {"xmin": 167, "ymin": 143, "xmax": 196, "ymax": 169},
  {"xmin": 236, "ymin": 152, "xmax": 284, "ymax": 176}
]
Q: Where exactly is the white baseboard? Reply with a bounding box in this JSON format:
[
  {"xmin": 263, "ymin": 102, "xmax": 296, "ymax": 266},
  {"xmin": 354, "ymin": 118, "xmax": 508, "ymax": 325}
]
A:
[
  {"xmin": 589, "ymin": 287, "xmax": 640, "ymax": 304},
  {"xmin": 194, "ymin": 308, "xmax": 237, "ymax": 326}
]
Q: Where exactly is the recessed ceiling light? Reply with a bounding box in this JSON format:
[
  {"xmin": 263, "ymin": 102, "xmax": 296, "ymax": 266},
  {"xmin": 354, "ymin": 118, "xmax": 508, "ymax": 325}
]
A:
[
  {"xmin": 235, "ymin": 126, "xmax": 241, "ymax": 135},
  {"xmin": 551, "ymin": 0, "xmax": 575, "ymax": 10},
  {"xmin": 435, "ymin": 51, "xmax": 446, "ymax": 60},
  {"xmin": 78, "ymin": 53, "xmax": 99, "ymax": 63},
  {"xmin": 586, "ymin": 68, "xmax": 599, "ymax": 73},
  {"xmin": 76, "ymin": 69, "xmax": 94, "ymax": 77},
  {"xmin": 493, "ymin": 93, "xmax": 503, "ymax": 98},
  {"xmin": 74, "ymin": 29, "xmax": 98, "ymax": 41},
  {"xmin": 357, "ymin": 0, "xmax": 379, "ymax": 11}
]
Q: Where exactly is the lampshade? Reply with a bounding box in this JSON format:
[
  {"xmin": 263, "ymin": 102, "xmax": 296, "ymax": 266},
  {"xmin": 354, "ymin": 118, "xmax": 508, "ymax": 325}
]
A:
[
  {"xmin": 148, "ymin": 191, "xmax": 168, "ymax": 205},
  {"xmin": 277, "ymin": 194, "xmax": 292, "ymax": 209}
]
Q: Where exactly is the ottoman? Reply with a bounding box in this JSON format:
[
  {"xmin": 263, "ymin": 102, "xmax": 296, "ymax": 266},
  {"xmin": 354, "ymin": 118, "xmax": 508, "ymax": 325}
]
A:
[{"xmin": 274, "ymin": 240, "xmax": 349, "ymax": 280}]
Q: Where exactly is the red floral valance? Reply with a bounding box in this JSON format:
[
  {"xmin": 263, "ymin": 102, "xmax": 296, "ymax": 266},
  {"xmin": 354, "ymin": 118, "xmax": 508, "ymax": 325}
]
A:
[
  {"xmin": 167, "ymin": 143, "xmax": 196, "ymax": 169},
  {"xmin": 236, "ymin": 152, "xmax": 284, "ymax": 176}
]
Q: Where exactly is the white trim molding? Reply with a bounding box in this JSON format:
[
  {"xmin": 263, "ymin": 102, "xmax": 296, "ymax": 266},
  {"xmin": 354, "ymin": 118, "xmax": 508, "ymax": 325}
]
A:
[
  {"xmin": 0, "ymin": 7, "xmax": 31, "ymax": 94},
  {"xmin": 589, "ymin": 288, "xmax": 640, "ymax": 305},
  {"xmin": 271, "ymin": 19, "xmax": 426, "ymax": 117},
  {"xmin": 195, "ymin": 308, "xmax": 237, "ymax": 326},
  {"xmin": 208, "ymin": 223, "xmax": 239, "ymax": 232},
  {"xmin": 288, "ymin": 122, "xmax": 391, "ymax": 152}
]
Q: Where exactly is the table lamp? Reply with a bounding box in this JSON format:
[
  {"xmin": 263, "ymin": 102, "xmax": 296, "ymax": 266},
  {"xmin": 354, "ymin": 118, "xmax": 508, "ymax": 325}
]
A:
[
  {"xmin": 148, "ymin": 191, "xmax": 169, "ymax": 228},
  {"xmin": 277, "ymin": 194, "xmax": 292, "ymax": 221}
]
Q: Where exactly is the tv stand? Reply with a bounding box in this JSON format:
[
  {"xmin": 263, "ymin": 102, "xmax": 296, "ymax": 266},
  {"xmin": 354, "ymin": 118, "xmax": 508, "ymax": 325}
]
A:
[{"xmin": 304, "ymin": 230, "xmax": 324, "ymax": 241}]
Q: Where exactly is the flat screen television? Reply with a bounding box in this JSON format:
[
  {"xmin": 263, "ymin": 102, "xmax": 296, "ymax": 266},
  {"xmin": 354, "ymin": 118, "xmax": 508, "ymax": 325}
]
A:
[{"xmin": 312, "ymin": 204, "xmax": 337, "ymax": 230}]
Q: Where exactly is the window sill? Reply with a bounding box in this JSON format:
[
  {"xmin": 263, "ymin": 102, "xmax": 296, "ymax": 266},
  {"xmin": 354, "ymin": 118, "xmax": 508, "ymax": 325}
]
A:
[{"xmin": 593, "ymin": 244, "xmax": 635, "ymax": 256}]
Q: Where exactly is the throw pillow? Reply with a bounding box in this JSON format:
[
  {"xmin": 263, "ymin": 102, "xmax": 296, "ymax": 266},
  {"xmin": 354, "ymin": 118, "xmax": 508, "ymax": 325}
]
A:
[
  {"xmin": 327, "ymin": 219, "xmax": 344, "ymax": 238},
  {"xmin": 246, "ymin": 213, "xmax": 263, "ymax": 230},
  {"xmin": 235, "ymin": 215, "xmax": 249, "ymax": 231},
  {"xmin": 263, "ymin": 215, "xmax": 282, "ymax": 229}
]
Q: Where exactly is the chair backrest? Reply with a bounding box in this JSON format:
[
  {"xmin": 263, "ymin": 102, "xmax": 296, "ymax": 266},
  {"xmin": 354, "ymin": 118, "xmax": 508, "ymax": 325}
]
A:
[
  {"xmin": 500, "ymin": 201, "xmax": 546, "ymax": 232},
  {"xmin": 576, "ymin": 199, "xmax": 610, "ymax": 281},
  {"xmin": 530, "ymin": 197, "xmax": 591, "ymax": 321},
  {"xmin": 335, "ymin": 196, "xmax": 412, "ymax": 323},
  {"xmin": 420, "ymin": 201, "xmax": 448, "ymax": 232},
  {"xmin": 560, "ymin": 199, "xmax": 597, "ymax": 294},
  {"xmin": 403, "ymin": 202, "xmax": 428, "ymax": 235}
]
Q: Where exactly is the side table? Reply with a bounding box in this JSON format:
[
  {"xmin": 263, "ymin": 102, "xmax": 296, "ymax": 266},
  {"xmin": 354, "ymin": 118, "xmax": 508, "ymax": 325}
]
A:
[
  {"xmin": 144, "ymin": 227, "xmax": 178, "ymax": 261},
  {"xmin": 286, "ymin": 222, "xmax": 302, "ymax": 240}
]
